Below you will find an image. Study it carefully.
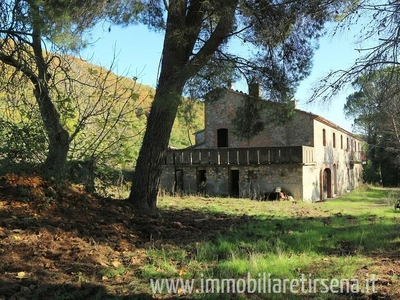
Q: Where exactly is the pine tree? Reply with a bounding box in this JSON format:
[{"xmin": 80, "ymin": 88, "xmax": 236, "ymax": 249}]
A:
[{"xmin": 109, "ymin": 0, "xmax": 352, "ymax": 214}]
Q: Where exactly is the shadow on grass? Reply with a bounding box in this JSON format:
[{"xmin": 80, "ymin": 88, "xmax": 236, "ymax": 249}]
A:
[
  {"xmin": 0, "ymin": 180, "xmax": 399, "ymax": 299},
  {"xmin": 342, "ymin": 186, "xmax": 400, "ymax": 203},
  {"xmin": 0, "ymin": 281, "xmax": 189, "ymax": 300}
]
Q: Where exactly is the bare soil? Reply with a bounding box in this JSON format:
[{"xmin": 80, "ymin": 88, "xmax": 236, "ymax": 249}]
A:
[
  {"xmin": 0, "ymin": 174, "xmax": 398, "ymax": 299},
  {"xmin": 0, "ymin": 174, "xmax": 251, "ymax": 299}
]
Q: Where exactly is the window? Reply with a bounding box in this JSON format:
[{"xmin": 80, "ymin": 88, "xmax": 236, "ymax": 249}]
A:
[
  {"xmin": 340, "ymin": 135, "xmax": 343, "ymax": 149},
  {"xmin": 346, "ymin": 137, "xmax": 349, "ymax": 152},
  {"xmin": 322, "ymin": 129, "xmax": 326, "ymax": 146},
  {"xmin": 333, "ymin": 132, "xmax": 336, "ymax": 148},
  {"xmin": 217, "ymin": 128, "xmax": 228, "ymax": 147}
]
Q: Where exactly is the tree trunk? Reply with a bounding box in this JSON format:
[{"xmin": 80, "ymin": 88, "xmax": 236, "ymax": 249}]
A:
[
  {"xmin": 31, "ymin": 9, "xmax": 70, "ymax": 179},
  {"xmin": 128, "ymin": 74, "xmax": 185, "ymax": 214},
  {"xmin": 128, "ymin": 2, "xmax": 190, "ymax": 214},
  {"xmin": 128, "ymin": 0, "xmax": 238, "ymax": 214},
  {"xmin": 40, "ymin": 90, "xmax": 70, "ymax": 179}
]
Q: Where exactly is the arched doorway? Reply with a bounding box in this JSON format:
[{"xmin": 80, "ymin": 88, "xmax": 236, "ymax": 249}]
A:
[{"xmin": 322, "ymin": 168, "xmax": 332, "ymax": 200}]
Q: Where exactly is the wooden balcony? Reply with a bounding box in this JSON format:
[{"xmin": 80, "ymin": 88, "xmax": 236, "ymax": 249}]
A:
[
  {"xmin": 165, "ymin": 146, "xmax": 314, "ymax": 166},
  {"xmin": 349, "ymin": 151, "xmax": 366, "ymax": 164}
]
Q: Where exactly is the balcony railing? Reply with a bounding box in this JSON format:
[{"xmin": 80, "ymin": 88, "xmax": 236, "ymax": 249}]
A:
[
  {"xmin": 349, "ymin": 151, "xmax": 366, "ymax": 163},
  {"xmin": 165, "ymin": 146, "xmax": 314, "ymax": 166}
]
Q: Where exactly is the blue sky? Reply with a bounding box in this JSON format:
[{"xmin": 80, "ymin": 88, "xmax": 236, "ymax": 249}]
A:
[{"xmin": 81, "ymin": 22, "xmax": 363, "ymax": 132}]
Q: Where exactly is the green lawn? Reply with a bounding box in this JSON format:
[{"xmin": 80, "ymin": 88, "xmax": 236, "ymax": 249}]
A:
[
  {"xmin": 3, "ymin": 179, "xmax": 399, "ymax": 299},
  {"xmin": 146, "ymin": 185, "xmax": 400, "ymax": 299}
]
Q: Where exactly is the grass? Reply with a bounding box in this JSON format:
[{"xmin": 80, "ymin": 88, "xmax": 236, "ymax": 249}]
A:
[
  {"xmin": 147, "ymin": 185, "xmax": 400, "ymax": 298},
  {"xmin": 1, "ymin": 180, "xmax": 399, "ymax": 299}
]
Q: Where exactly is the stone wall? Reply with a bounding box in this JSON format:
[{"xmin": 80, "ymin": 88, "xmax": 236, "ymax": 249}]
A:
[
  {"xmin": 312, "ymin": 119, "xmax": 364, "ymax": 198},
  {"xmin": 160, "ymin": 164, "xmax": 304, "ymax": 200},
  {"xmin": 203, "ymin": 89, "xmax": 316, "ymax": 148},
  {"xmin": 160, "ymin": 88, "xmax": 365, "ymax": 202},
  {"xmin": 301, "ymin": 165, "xmax": 320, "ymax": 202},
  {"xmin": 238, "ymin": 164, "xmax": 303, "ymax": 199}
]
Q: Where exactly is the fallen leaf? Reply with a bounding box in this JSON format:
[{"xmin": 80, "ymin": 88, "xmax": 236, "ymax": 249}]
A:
[
  {"xmin": 16, "ymin": 271, "xmax": 27, "ymax": 279},
  {"xmin": 111, "ymin": 260, "xmax": 121, "ymax": 268},
  {"xmin": 177, "ymin": 287, "xmax": 185, "ymax": 294}
]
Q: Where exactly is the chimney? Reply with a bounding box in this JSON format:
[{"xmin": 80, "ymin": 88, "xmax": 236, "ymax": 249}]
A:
[
  {"xmin": 248, "ymin": 80, "xmax": 261, "ymax": 98},
  {"xmin": 227, "ymin": 80, "xmax": 234, "ymax": 90}
]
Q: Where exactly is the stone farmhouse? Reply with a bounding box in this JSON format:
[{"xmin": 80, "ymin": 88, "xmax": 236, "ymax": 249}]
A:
[{"xmin": 160, "ymin": 84, "xmax": 364, "ymax": 202}]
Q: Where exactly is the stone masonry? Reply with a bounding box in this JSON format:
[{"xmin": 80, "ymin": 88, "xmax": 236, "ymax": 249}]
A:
[{"xmin": 160, "ymin": 87, "xmax": 364, "ymax": 201}]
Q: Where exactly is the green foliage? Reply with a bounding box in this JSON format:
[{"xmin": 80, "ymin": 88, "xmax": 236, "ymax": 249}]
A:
[
  {"xmin": 113, "ymin": 0, "xmax": 354, "ymax": 211},
  {"xmin": 25, "ymin": 0, "xmax": 112, "ymax": 51},
  {"xmin": 0, "ymin": 86, "xmax": 47, "ymax": 171},
  {"xmin": 99, "ymin": 266, "xmax": 129, "ymax": 278},
  {"xmin": 344, "ymin": 67, "xmax": 400, "ymax": 186},
  {"xmin": 171, "ymin": 97, "xmax": 204, "ymax": 148},
  {"xmin": 232, "ymin": 96, "xmax": 265, "ymax": 140},
  {"xmin": 309, "ymin": 1, "xmax": 400, "ymax": 103},
  {"xmin": 232, "ymin": 96, "xmax": 296, "ymax": 140},
  {"xmin": 0, "ymin": 53, "xmax": 204, "ymax": 193},
  {"xmin": 266, "ymin": 101, "xmax": 296, "ymax": 126},
  {"xmin": 0, "ymin": 118, "xmax": 47, "ymax": 165},
  {"xmin": 362, "ymin": 159, "xmax": 382, "ymax": 184},
  {"xmin": 108, "ymin": 0, "xmax": 352, "ymax": 102}
]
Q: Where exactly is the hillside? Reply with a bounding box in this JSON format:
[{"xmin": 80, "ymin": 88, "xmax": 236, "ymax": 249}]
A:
[
  {"xmin": 57, "ymin": 54, "xmax": 205, "ymax": 153},
  {"xmin": 66, "ymin": 54, "xmax": 205, "ymax": 149},
  {"xmin": 0, "ymin": 54, "xmax": 205, "ymax": 174}
]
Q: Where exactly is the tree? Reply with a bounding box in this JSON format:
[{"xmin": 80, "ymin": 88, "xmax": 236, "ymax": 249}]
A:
[
  {"xmin": 110, "ymin": 0, "xmax": 351, "ymax": 214},
  {"xmin": 311, "ymin": 0, "xmax": 400, "ymax": 101},
  {"xmin": 64, "ymin": 60, "xmax": 145, "ymax": 191},
  {"xmin": 0, "ymin": 0, "xmax": 109, "ymax": 178},
  {"xmin": 344, "ymin": 68, "xmax": 400, "ymax": 186},
  {"xmin": 0, "ymin": 46, "xmax": 144, "ymax": 191}
]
